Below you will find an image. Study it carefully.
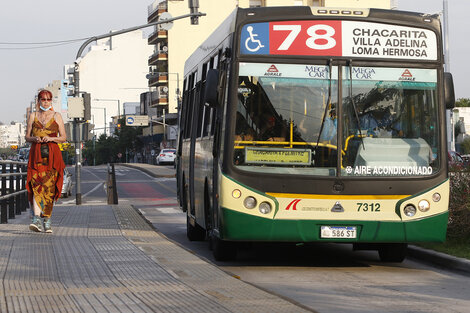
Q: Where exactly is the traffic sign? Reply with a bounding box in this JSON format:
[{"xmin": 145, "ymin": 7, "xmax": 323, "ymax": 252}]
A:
[{"xmin": 125, "ymin": 115, "xmax": 149, "ymax": 126}]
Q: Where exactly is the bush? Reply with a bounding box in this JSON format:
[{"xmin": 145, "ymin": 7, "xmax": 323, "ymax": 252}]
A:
[
  {"xmin": 461, "ymin": 137, "xmax": 470, "ymax": 155},
  {"xmin": 448, "ymin": 170, "xmax": 470, "ymax": 239}
]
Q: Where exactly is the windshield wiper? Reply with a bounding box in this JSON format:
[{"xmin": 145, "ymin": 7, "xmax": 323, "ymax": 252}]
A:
[
  {"xmin": 349, "ymin": 60, "xmax": 365, "ymax": 150},
  {"xmin": 315, "ymin": 59, "xmax": 333, "ymax": 154}
]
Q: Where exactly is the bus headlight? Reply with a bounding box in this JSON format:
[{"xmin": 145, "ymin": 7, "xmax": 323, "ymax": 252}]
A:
[
  {"xmin": 232, "ymin": 189, "xmax": 241, "ymax": 199},
  {"xmin": 418, "ymin": 199, "xmax": 431, "ymax": 212},
  {"xmin": 244, "ymin": 196, "xmax": 257, "ymax": 209},
  {"xmin": 403, "ymin": 204, "xmax": 417, "ymax": 217},
  {"xmin": 432, "ymin": 192, "xmax": 441, "ymax": 202},
  {"xmin": 259, "ymin": 202, "xmax": 272, "ymax": 214}
]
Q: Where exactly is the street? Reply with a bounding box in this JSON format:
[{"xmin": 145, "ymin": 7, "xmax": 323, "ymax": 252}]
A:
[{"xmin": 65, "ymin": 164, "xmax": 470, "ymax": 313}]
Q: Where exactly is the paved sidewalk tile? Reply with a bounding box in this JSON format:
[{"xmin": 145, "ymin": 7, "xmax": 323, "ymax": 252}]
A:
[{"xmin": 0, "ymin": 205, "xmax": 311, "ymax": 313}]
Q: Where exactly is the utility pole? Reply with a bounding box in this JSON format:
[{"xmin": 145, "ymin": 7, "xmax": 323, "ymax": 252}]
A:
[
  {"xmin": 71, "ymin": 10, "xmax": 205, "ymax": 204},
  {"xmin": 443, "ymin": 0, "xmax": 454, "ymax": 151},
  {"xmin": 189, "ymin": 0, "xmax": 200, "ymax": 25},
  {"xmin": 73, "ymin": 61, "xmax": 82, "ymax": 205}
]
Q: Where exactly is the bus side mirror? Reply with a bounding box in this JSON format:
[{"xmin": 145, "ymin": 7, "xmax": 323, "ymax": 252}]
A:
[
  {"xmin": 204, "ymin": 69, "xmax": 219, "ymax": 107},
  {"xmin": 444, "ymin": 72, "xmax": 455, "ymax": 109}
]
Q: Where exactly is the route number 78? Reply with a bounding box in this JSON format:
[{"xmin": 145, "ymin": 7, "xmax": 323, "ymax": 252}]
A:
[{"xmin": 272, "ymin": 24, "xmax": 337, "ymax": 51}]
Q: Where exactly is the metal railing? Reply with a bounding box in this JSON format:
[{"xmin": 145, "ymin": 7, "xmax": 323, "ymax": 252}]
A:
[{"xmin": 0, "ymin": 160, "xmax": 29, "ymax": 223}]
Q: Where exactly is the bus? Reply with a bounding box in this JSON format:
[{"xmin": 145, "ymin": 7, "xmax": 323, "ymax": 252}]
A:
[{"xmin": 176, "ymin": 6, "xmax": 455, "ymax": 262}]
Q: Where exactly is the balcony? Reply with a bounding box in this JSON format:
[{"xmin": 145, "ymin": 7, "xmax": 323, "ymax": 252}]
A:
[
  {"xmin": 148, "ymin": 73, "xmax": 169, "ymax": 87},
  {"xmin": 147, "ymin": 2, "xmax": 168, "ymax": 23},
  {"xmin": 148, "ymin": 30, "xmax": 168, "ymax": 45},
  {"xmin": 149, "ymin": 90, "xmax": 168, "ymax": 107},
  {"xmin": 148, "ymin": 50, "xmax": 168, "ymax": 66}
]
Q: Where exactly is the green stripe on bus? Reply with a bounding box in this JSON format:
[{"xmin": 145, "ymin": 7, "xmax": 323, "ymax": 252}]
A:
[{"xmin": 220, "ymin": 208, "xmax": 448, "ymax": 243}]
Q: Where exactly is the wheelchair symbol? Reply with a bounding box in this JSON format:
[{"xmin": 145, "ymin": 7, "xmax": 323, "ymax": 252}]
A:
[{"xmin": 245, "ymin": 26, "xmax": 265, "ymax": 52}]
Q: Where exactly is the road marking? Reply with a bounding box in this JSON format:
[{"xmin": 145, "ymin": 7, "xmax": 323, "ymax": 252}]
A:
[
  {"xmin": 61, "ymin": 182, "xmax": 104, "ymax": 204},
  {"xmin": 140, "ymin": 206, "xmax": 180, "ymax": 214},
  {"xmin": 158, "ymin": 207, "xmax": 180, "ymax": 214}
]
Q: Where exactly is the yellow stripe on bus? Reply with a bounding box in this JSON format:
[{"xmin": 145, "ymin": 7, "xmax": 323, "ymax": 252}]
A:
[{"xmin": 266, "ymin": 193, "xmax": 410, "ymax": 200}]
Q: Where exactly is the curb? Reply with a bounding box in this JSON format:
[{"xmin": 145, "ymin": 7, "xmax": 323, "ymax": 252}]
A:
[
  {"xmin": 407, "ymin": 245, "xmax": 470, "ymax": 274},
  {"xmin": 119, "ymin": 163, "xmax": 176, "ymax": 178}
]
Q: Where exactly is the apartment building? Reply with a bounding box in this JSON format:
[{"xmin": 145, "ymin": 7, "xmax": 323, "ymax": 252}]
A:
[
  {"xmin": 0, "ymin": 122, "xmax": 25, "ymax": 149},
  {"xmin": 69, "ymin": 30, "xmax": 153, "ymax": 138}
]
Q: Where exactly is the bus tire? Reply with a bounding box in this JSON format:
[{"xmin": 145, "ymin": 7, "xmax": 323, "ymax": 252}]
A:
[
  {"xmin": 186, "ymin": 214, "xmax": 206, "ymax": 241},
  {"xmin": 181, "ymin": 175, "xmax": 188, "ymax": 212},
  {"xmin": 378, "ymin": 243, "xmax": 407, "ymax": 262},
  {"xmin": 211, "ymin": 236, "xmax": 236, "ymax": 261}
]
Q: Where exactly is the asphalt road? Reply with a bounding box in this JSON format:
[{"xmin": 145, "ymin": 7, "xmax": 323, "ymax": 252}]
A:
[{"xmin": 66, "ymin": 165, "xmax": 470, "ymax": 313}]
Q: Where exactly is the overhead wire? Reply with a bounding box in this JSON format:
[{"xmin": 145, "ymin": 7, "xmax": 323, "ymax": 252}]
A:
[{"xmin": 0, "ymin": 37, "xmax": 93, "ymax": 50}]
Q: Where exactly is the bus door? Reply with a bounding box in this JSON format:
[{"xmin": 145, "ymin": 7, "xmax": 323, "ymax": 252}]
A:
[
  {"xmin": 189, "ymin": 80, "xmax": 204, "ymax": 217},
  {"xmin": 210, "ymin": 61, "xmax": 230, "ymax": 233}
]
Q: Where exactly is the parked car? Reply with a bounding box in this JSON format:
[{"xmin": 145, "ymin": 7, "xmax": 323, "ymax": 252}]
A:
[
  {"xmin": 156, "ymin": 149, "xmax": 176, "ymax": 165},
  {"xmin": 61, "ymin": 168, "xmax": 73, "ymax": 198},
  {"xmin": 448, "ymin": 150, "xmax": 466, "ymax": 170}
]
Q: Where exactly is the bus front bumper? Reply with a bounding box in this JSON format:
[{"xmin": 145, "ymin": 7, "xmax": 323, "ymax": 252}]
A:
[{"xmin": 220, "ymin": 208, "xmax": 448, "ymax": 243}]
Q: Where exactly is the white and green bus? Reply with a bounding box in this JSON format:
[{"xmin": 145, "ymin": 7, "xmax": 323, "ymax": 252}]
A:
[{"xmin": 176, "ymin": 6, "xmax": 455, "ymax": 262}]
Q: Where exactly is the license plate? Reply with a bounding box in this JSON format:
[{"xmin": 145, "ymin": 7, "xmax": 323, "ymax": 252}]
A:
[{"xmin": 320, "ymin": 226, "xmax": 357, "ymax": 239}]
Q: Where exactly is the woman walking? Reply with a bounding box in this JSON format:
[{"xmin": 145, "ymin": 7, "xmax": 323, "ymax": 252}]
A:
[{"xmin": 25, "ymin": 90, "xmax": 66, "ymax": 233}]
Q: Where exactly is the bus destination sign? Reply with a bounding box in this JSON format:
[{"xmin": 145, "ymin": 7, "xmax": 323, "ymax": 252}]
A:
[
  {"xmin": 245, "ymin": 147, "xmax": 311, "ymax": 165},
  {"xmin": 240, "ymin": 21, "xmax": 437, "ymax": 60}
]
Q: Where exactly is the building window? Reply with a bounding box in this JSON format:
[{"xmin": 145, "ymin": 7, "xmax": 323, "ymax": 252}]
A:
[
  {"xmin": 308, "ymin": 0, "xmax": 321, "ymax": 6},
  {"xmin": 249, "ymin": 0, "xmax": 263, "ymax": 8}
]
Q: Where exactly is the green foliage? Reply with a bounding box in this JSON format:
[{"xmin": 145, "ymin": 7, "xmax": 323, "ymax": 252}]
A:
[
  {"xmin": 95, "ymin": 134, "xmax": 119, "ymax": 164},
  {"xmin": 0, "ymin": 148, "xmax": 17, "ymax": 157},
  {"xmin": 419, "ymin": 239, "xmax": 470, "ymax": 259},
  {"xmin": 455, "ymin": 98, "xmax": 470, "ymax": 107},
  {"xmin": 447, "ymin": 172, "xmax": 470, "ymax": 240},
  {"xmin": 82, "ymin": 118, "xmax": 144, "ymax": 165},
  {"xmin": 461, "ymin": 137, "xmax": 470, "ymax": 155}
]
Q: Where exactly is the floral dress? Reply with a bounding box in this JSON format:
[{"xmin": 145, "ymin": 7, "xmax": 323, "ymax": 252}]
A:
[{"xmin": 26, "ymin": 113, "xmax": 65, "ymax": 218}]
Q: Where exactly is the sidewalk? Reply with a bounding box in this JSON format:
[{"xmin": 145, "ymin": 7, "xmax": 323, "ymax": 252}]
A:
[
  {"xmin": 0, "ymin": 205, "xmax": 309, "ymax": 313},
  {"xmin": 122, "ymin": 163, "xmax": 470, "ymax": 275}
]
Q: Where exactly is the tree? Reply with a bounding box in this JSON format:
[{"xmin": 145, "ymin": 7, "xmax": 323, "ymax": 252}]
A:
[
  {"xmin": 455, "ymin": 98, "xmax": 470, "ymax": 107},
  {"xmin": 114, "ymin": 117, "xmax": 144, "ymax": 162},
  {"xmin": 95, "ymin": 134, "xmax": 119, "ymax": 164},
  {"xmin": 81, "ymin": 117, "xmax": 144, "ymax": 165},
  {"xmin": 461, "ymin": 137, "xmax": 470, "ymax": 155}
]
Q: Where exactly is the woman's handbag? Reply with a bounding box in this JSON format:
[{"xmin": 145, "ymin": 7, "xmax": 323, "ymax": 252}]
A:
[{"xmin": 40, "ymin": 144, "xmax": 49, "ymax": 158}]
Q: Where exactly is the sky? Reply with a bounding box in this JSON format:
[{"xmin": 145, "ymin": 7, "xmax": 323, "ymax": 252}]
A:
[{"xmin": 0, "ymin": 0, "xmax": 467, "ymax": 124}]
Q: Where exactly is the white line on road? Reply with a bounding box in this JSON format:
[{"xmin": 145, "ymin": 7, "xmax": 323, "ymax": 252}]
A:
[
  {"xmin": 140, "ymin": 207, "xmax": 180, "ymax": 214},
  {"xmin": 61, "ymin": 182, "xmax": 104, "ymax": 204}
]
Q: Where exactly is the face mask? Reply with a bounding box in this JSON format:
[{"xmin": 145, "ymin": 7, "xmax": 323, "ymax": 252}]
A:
[{"xmin": 40, "ymin": 105, "xmax": 52, "ymax": 111}]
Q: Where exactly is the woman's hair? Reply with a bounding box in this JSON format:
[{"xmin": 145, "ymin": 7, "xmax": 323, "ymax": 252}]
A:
[{"xmin": 36, "ymin": 90, "xmax": 53, "ymax": 111}]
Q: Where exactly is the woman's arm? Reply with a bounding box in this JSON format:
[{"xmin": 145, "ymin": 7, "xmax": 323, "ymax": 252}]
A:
[{"xmin": 25, "ymin": 112, "xmax": 41, "ymax": 144}]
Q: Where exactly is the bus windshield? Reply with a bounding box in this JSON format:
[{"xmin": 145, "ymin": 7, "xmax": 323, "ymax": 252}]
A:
[
  {"xmin": 342, "ymin": 67, "xmax": 439, "ymax": 177},
  {"xmin": 233, "ymin": 63, "xmax": 440, "ymax": 177}
]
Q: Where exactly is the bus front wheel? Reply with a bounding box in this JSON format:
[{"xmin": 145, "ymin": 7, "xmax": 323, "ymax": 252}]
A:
[{"xmin": 378, "ymin": 243, "xmax": 408, "ymax": 262}]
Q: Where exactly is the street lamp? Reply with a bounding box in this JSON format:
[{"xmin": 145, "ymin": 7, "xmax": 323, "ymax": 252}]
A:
[
  {"xmin": 91, "ymin": 107, "xmax": 107, "ymax": 136},
  {"xmin": 94, "ymin": 98, "xmax": 121, "ymax": 119},
  {"xmin": 70, "ymin": 10, "xmax": 206, "ymax": 206}
]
